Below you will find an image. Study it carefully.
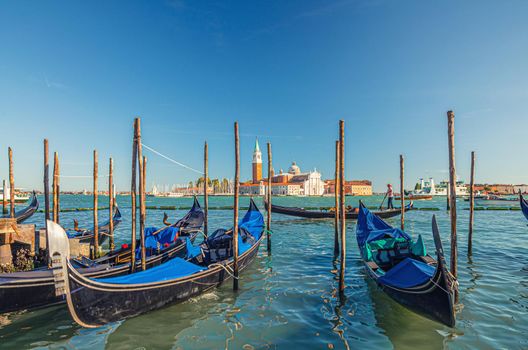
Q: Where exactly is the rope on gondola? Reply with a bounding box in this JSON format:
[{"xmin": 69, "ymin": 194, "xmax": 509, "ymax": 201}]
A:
[
  {"xmin": 142, "ymin": 143, "xmax": 203, "ymax": 175},
  {"xmin": 208, "ymin": 263, "xmax": 239, "ymax": 279}
]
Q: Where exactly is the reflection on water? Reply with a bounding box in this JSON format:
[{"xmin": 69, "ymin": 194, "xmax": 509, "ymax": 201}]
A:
[{"xmin": 0, "ymin": 195, "xmax": 527, "ymax": 349}]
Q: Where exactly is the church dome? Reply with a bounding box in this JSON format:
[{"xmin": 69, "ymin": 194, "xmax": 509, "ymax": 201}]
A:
[{"xmin": 288, "ymin": 162, "xmax": 301, "ymax": 175}]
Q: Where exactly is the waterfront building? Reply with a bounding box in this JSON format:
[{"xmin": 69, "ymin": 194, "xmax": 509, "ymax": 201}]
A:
[
  {"xmin": 239, "ymin": 140, "xmax": 325, "ymax": 196},
  {"xmin": 324, "ymin": 180, "xmax": 373, "ymax": 196}
]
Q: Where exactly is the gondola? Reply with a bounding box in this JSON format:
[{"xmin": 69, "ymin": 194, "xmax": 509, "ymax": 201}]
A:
[
  {"xmin": 66, "ymin": 205, "xmax": 123, "ymax": 245},
  {"xmin": 47, "ymin": 198, "xmax": 264, "ymax": 327},
  {"xmin": 265, "ymin": 200, "xmax": 413, "ymax": 220},
  {"xmin": 520, "ymin": 193, "xmax": 528, "ymax": 221},
  {"xmin": 0, "ymin": 198, "xmax": 204, "ymax": 314},
  {"xmin": 356, "ymin": 202, "xmax": 456, "ymax": 327},
  {"xmin": 0, "ymin": 191, "xmax": 39, "ymax": 223}
]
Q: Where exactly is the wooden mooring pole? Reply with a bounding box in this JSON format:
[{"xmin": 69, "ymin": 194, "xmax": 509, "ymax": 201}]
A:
[
  {"xmin": 447, "ymin": 110, "xmax": 458, "ymax": 302},
  {"xmin": 334, "ymin": 140, "xmax": 340, "ymax": 256},
  {"xmin": 266, "ymin": 142, "xmax": 272, "ymax": 254},
  {"xmin": 204, "ymin": 142, "xmax": 208, "ymax": 236},
  {"xmin": 93, "ymin": 150, "xmax": 99, "ymax": 259},
  {"xmin": 44, "ymin": 139, "xmax": 50, "ymax": 222},
  {"xmin": 233, "ymin": 121, "xmax": 240, "ymax": 291},
  {"xmin": 130, "ymin": 118, "xmax": 138, "ymax": 273},
  {"xmin": 468, "ymin": 151, "xmax": 475, "ymax": 256},
  {"xmin": 400, "ymin": 154, "xmax": 405, "ymax": 230},
  {"xmin": 137, "ymin": 119, "xmax": 146, "ymax": 271},
  {"xmin": 2, "ymin": 180, "xmax": 6, "ymax": 214},
  {"xmin": 109, "ymin": 157, "xmax": 115, "ymax": 251},
  {"xmin": 53, "ymin": 152, "xmax": 60, "ymax": 224},
  {"xmin": 8, "ymin": 147, "xmax": 14, "ymax": 218},
  {"xmin": 338, "ymin": 120, "xmax": 346, "ymax": 293}
]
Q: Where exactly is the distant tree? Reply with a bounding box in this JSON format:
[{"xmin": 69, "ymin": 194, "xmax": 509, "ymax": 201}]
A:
[
  {"xmin": 414, "ymin": 182, "xmax": 421, "ymax": 190},
  {"xmin": 222, "ymin": 178, "xmax": 229, "ymax": 193},
  {"xmin": 211, "ymin": 179, "xmax": 220, "ymax": 193},
  {"xmin": 188, "ymin": 181, "xmax": 193, "ymax": 188}
]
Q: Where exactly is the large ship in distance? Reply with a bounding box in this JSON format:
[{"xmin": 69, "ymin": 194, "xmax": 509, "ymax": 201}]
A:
[{"xmin": 410, "ymin": 178, "xmax": 468, "ymax": 196}]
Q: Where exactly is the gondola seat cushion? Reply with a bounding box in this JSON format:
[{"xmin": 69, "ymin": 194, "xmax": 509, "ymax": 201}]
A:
[
  {"xmin": 94, "ymin": 257, "xmax": 205, "ymax": 284},
  {"xmin": 135, "ymin": 227, "xmax": 180, "ymax": 259},
  {"xmin": 378, "ymin": 257, "xmax": 435, "ymax": 288}
]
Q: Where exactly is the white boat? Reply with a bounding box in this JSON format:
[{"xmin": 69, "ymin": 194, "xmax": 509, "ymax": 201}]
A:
[
  {"xmin": 411, "ymin": 178, "xmax": 468, "ymax": 196},
  {"xmin": 0, "ymin": 187, "xmax": 30, "ymax": 203}
]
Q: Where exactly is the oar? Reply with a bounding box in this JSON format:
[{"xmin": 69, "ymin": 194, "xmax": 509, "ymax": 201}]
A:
[{"xmin": 379, "ymin": 193, "xmax": 388, "ymax": 210}]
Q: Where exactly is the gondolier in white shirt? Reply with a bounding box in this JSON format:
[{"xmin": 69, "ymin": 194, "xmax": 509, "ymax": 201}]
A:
[{"xmin": 386, "ymin": 184, "xmax": 394, "ymax": 209}]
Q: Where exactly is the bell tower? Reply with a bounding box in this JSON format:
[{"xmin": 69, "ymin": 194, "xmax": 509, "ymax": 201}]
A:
[{"xmin": 252, "ymin": 138, "xmax": 262, "ymax": 183}]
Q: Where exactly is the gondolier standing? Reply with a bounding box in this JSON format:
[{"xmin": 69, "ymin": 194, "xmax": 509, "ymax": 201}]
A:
[{"xmin": 386, "ymin": 184, "xmax": 394, "ymax": 209}]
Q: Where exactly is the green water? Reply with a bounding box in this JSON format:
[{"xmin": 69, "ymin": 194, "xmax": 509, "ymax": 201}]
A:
[{"xmin": 0, "ymin": 195, "xmax": 527, "ymax": 349}]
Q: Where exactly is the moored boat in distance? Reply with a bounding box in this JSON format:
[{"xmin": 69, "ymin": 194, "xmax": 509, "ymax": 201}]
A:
[
  {"xmin": 265, "ymin": 200, "xmax": 413, "ymax": 220},
  {"xmin": 47, "ymin": 198, "xmax": 264, "ymax": 327},
  {"xmin": 0, "ymin": 187, "xmax": 30, "ymax": 203},
  {"xmin": 356, "ymin": 202, "xmax": 456, "ymax": 327},
  {"xmin": 411, "ymin": 178, "xmax": 468, "ymax": 197}
]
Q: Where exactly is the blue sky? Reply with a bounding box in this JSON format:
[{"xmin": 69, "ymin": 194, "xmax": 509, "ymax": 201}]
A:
[{"xmin": 0, "ymin": 0, "xmax": 527, "ymax": 192}]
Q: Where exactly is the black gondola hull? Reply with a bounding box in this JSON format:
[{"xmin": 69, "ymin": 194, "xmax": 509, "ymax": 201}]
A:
[
  {"xmin": 266, "ymin": 202, "xmax": 413, "ymax": 220},
  {"xmin": 0, "ymin": 233, "xmax": 195, "ymax": 314},
  {"xmin": 366, "ymin": 261, "xmax": 456, "ymax": 327},
  {"xmin": 0, "ymin": 192, "xmax": 39, "ymax": 224},
  {"xmin": 65, "ymin": 238, "xmax": 262, "ymax": 326}
]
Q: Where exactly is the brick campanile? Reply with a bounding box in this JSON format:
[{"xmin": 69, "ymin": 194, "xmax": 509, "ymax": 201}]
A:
[{"xmin": 252, "ymin": 138, "xmax": 262, "ymax": 183}]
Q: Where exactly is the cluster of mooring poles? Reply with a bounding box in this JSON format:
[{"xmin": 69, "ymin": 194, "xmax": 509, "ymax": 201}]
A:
[
  {"xmin": 41, "ymin": 140, "xmax": 117, "ymax": 261},
  {"xmin": 332, "ymin": 120, "xmax": 346, "ymax": 294}
]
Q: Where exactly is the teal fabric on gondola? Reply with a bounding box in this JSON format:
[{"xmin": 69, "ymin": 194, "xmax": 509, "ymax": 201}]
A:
[
  {"xmin": 411, "ymin": 234, "xmax": 427, "ymax": 256},
  {"xmin": 356, "ymin": 205, "xmax": 411, "ymax": 248},
  {"xmin": 95, "ymin": 258, "xmax": 205, "ymax": 284},
  {"xmin": 377, "ymin": 257, "xmax": 435, "ymax": 288}
]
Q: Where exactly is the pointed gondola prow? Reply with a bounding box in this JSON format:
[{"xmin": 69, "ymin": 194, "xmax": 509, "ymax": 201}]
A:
[
  {"xmin": 192, "ymin": 195, "xmax": 201, "ymax": 210},
  {"xmin": 46, "ymin": 220, "xmax": 71, "ymax": 298},
  {"xmin": 431, "ymin": 215, "xmax": 457, "ymax": 327},
  {"xmin": 162, "ymin": 212, "xmax": 171, "ymax": 226}
]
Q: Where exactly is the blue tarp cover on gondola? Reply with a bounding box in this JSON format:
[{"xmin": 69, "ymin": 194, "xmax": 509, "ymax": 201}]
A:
[
  {"xmin": 356, "ymin": 205, "xmax": 411, "ymax": 247},
  {"xmin": 95, "ymin": 257, "xmax": 205, "ymax": 284},
  {"xmin": 378, "ymin": 257, "xmax": 435, "ymax": 288}
]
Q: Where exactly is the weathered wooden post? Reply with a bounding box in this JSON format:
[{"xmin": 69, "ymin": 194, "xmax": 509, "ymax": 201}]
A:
[
  {"xmin": 53, "ymin": 152, "xmax": 60, "ymax": 223},
  {"xmin": 109, "ymin": 157, "xmax": 114, "ymax": 251},
  {"xmin": 93, "ymin": 150, "xmax": 99, "ymax": 259},
  {"xmin": 44, "ymin": 139, "xmax": 50, "ymax": 222},
  {"xmin": 233, "ymin": 121, "xmax": 240, "ymax": 291},
  {"xmin": 266, "ymin": 142, "xmax": 272, "ymax": 254},
  {"xmin": 468, "ymin": 151, "xmax": 475, "ymax": 256},
  {"xmin": 137, "ymin": 119, "xmax": 146, "ymax": 271},
  {"xmin": 400, "ymin": 154, "xmax": 405, "ymax": 230},
  {"xmin": 338, "ymin": 120, "xmax": 346, "ymax": 293},
  {"xmin": 447, "ymin": 110, "xmax": 458, "ymax": 302},
  {"xmin": 8, "ymin": 147, "xmax": 14, "ymax": 218},
  {"xmin": 334, "ymin": 140, "xmax": 340, "ymax": 256},
  {"xmin": 204, "ymin": 141, "xmax": 208, "ymax": 236},
  {"xmin": 2, "ymin": 180, "xmax": 6, "ymax": 214},
  {"xmin": 130, "ymin": 118, "xmax": 138, "ymax": 273}
]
